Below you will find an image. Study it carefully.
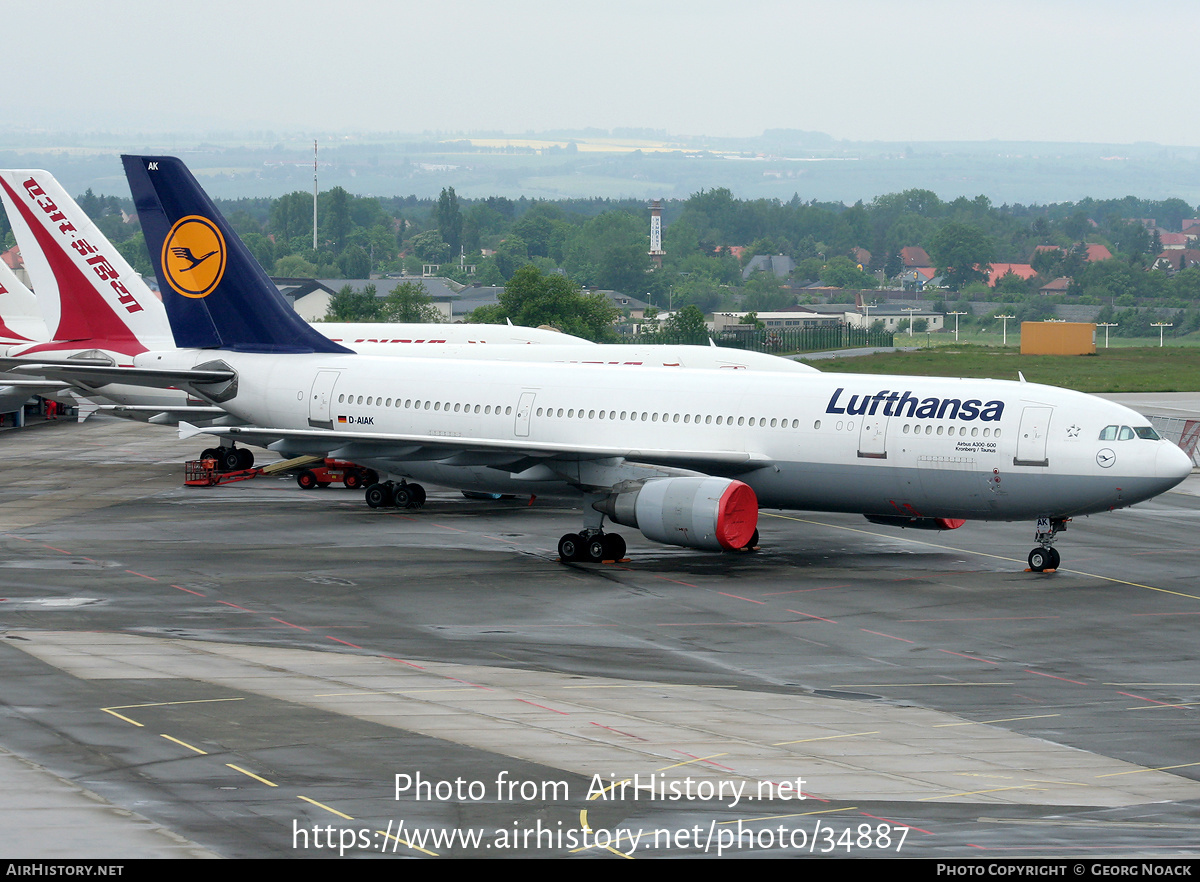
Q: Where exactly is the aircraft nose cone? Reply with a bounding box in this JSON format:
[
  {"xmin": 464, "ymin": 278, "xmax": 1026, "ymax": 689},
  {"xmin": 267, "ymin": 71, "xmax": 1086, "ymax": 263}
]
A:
[{"xmin": 1157, "ymin": 442, "xmax": 1194, "ymax": 485}]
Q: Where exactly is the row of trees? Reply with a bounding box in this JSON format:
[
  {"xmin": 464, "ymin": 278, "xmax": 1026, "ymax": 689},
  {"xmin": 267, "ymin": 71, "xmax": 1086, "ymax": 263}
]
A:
[
  {"xmin": 323, "ymin": 281, "xmax": 442, "ymax": 323},
  {"xmin": 21, "ymin": 181, "xmax": 1196, "ymax": 341}
]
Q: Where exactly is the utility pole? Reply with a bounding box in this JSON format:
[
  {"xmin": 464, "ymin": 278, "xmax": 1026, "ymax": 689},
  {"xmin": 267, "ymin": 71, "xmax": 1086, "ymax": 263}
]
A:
[
  {"xmin": 948, "ymin": 310, "xmax": 967, "ymax": 342},
  {"xmin": 995, "ymin": 314, "xmax": 1015, "ymax": 346},
  {"xmin": 312, "ymin": 140, "xmax": 318, "ymax": 251}
]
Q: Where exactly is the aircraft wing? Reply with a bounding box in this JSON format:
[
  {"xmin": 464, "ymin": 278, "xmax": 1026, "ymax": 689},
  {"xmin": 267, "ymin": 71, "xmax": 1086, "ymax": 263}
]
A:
[
  {"xmin": 0, "ymin": 359, "xmax": 236, "ymax": 388},
  {"xmin": 179, "ymin": 422, "xmax": 771, "ymax": 476}
]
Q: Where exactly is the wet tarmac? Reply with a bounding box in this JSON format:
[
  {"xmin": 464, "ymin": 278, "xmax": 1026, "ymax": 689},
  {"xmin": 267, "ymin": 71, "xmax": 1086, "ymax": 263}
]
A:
[{"xmin": 2, "ymin": 414, "xmax": 1198, "ymax": 859}]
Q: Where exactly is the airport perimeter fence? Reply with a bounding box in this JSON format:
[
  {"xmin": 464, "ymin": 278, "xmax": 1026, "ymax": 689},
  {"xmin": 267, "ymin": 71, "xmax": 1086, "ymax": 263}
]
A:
[
  {"xmin": 1147, "ymin": 416, "xmax": 1200, "ymax": 467},
  {"xmin": 631, "ymin": 323, "xmax": 895, "ymax": 354}
]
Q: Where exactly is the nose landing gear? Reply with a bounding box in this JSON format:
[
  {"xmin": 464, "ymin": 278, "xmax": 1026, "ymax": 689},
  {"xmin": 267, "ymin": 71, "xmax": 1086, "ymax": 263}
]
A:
[{"xmin": 1028, "ymin": 517, "xmax": 1069, "ymax": 572}]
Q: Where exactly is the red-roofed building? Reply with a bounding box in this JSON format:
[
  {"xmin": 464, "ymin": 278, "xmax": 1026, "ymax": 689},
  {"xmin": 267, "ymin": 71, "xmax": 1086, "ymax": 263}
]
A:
[
  {"xmin": 1151, "ymin": 249, "xmax": 1200, "ymax": 273},
  {"xmin": 1038, "ymin": 277, "xmax": 1073, "ymax": 296},
  {"xmin": 1, "ymin": 246, "xmax": 21, "ymax": 270},
  {"xmin": 900, "ymin": 246, "xmax": 932, "ymax": 268},
  {"xmin": 985, "ymin": 263, "xmax": 1037, "ymax": 287},
  {"xmin": 1033, "ymin": 243, "xmax": 1111, "ymax": 263},
  {"xmin": 1158, "ymin": 232, "xmax": 1188, "ymax": 250}
]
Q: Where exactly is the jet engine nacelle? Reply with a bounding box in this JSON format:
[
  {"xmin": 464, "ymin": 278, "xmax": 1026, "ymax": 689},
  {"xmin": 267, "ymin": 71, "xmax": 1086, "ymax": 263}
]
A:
[
  {"xmin": 594, "ymin": 477, "xmax": 758, "ymax": 551},
  {"xmin": 864, "ymin": 514, "xmax": 966, "ymax": 531}
]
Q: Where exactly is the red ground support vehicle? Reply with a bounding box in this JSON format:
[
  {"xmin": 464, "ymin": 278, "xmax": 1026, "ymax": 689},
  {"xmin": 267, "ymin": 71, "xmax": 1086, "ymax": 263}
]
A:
[
  {"xmin": 184, "ymin": 457, "xmax": 262, "ymax": 486},
  {"xmin": 294, "ymin": 460, "xmax": 379, "ymax": 490}
]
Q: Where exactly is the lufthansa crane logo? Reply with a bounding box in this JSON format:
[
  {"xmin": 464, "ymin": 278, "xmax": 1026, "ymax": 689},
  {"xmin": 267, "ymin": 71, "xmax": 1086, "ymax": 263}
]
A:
[{"xmin": 162, "ymin": 215, "xmax": 226, "ymax": 298}]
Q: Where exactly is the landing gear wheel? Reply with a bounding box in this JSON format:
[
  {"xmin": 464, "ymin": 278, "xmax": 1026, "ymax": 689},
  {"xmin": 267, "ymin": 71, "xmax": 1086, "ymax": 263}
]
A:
[
  {"xmin": 411, "ymin": 484, "xmax": 426, "ymax": 507},
  {"xmin": 236, "ymin": 448, "xmax": 254, "ymax": 470},
  {"xmin": 219, "ymin": 447, "xmax": 242, "ymax": 472},
  {"xmin": 586, "ymin": 535, "xmax": 607, "ymax": 563},
  {"xmin": 558, "ymin": 533, "xmax": 584, "ymax": 562},
  {"xmin": 297, "ymin": 469, "xmax": 320, "ymax": 490},
  {"xmin": 742, "ymin": 529, "xmax": 760, "ymax": 551},
  {"xmin": 1046, "ymin": 547, "xmax": 1060, "ymax": 570},
  {"xmin": 365, "ymin": 483, "xmax": 393, "ymax": 508},
  {"xmin": 393, "ymin": 486, "xmax": 414, "ymax": 509},
  {"xmin": 200, "ymin": 448, "xmax": 217, "ymax": 462},
  {"xmin": 363, "ymin": 470, "xmax": 379, "ymax": 486},
  {"xmin": 1028, "ymin": 548, "xmax": 1051, "ymax": 572},
  {"xmin": 344, "ymin": 470, "xmax": 365, "ymax": 490},
  {"xmin": 602, "ymin": 533, "xmax": 626, "ymax": 561}
]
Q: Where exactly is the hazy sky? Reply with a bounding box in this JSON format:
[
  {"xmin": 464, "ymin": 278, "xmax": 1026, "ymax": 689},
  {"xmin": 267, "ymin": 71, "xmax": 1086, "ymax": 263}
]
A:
[{"xmin": 7, "ymin": 0, "xmax": 1198, "ymax": 146}]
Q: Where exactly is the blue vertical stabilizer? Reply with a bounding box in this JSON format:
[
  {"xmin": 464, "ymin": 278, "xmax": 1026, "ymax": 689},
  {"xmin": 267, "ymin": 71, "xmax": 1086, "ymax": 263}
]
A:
[{"xmin": 123, "ymin": 155, "xmax": 352, "ymax": 354}]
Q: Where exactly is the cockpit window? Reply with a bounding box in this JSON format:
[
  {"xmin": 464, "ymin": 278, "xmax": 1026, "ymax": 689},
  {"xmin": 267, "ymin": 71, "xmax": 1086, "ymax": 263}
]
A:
[
  {"xmin": 1118, "ymin": 426, "xmax": 1136, "ymax": 441},
  {"xmin": 1134, "ymin": 426, "xmax": 1161, "ymax": 441},
  {"xmin": 1099, "ymin": 425, "xmax": 1117, "ymax": 440}
]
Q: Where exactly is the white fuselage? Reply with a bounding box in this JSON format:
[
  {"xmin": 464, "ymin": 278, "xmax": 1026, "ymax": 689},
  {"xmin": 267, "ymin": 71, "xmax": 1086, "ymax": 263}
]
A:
[{"xmin": 140, "ymin": 347, "xmax": 1193, "ymax": 521}]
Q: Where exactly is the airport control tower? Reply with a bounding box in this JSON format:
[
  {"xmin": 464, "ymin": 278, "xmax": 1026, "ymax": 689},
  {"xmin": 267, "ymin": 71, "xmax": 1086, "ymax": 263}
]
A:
[{"xmin": 649, "ymin": 199, "xmax": 665, "ymax": 268}]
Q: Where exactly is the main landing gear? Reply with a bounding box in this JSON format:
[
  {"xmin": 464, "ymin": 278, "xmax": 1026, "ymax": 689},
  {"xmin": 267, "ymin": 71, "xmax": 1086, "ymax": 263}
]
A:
[
  {"xmin": 1028, "ymin": 516, "xmax": 1068, "ymax": 572},
  {"xmin": 200, "ymin": 444, "xmax": 254, "ymax": 472},
  {"xmin": 558, "ymin": 530, "xmax": 626, "ymax": 564},
  {"xmin": 365, "ymin": 480, "xmax": 426, "ymax": 510}
]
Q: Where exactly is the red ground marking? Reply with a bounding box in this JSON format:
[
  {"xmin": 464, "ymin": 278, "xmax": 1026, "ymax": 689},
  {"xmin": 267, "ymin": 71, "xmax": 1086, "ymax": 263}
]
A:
[
  {"xmin": 756, "ymin": 779, "xmax": 830, "ymax": 803},
  {"xmin": 517, "ymin": 699, "xmax": 568, "ymax": 715},
  {"xmin": 216, "ymin": 601, "xmax": 253, "ymax": 611},
  {"xmin": 860, "ymin": 629, "xmax": 915, "ymax": 643},
  {"xmin": 432, "ymin": 524, "xmax": 468, "ymax": 533},
  {"xmin": 325, "ymin": 636, "xmax": 363, "ymax": 649},
  {"xmin": 269, "ymin": 617, "xmax": 311, "ymax": 631},
  {"xmin": 125, "ymin": 570, "xmax": 159, "ymax": 581},
  {"xmin": 786, "ymin": 610, "xmax": 838, "ymax": 623},
  {"xmin": 671, "ymin": 750, "xmax": 735, "ymax": 771},
  {"xmin": 1022, "ymin": 670, "xmax": 1087, "ymax": 685},
  {"xmin": 763, "ymin": 585, "xmax": 849, "ymax": 595},
  {"xmin": 171, "ymin": 585, "xmax": 206, "ymax": 597},
  {"xmin": 590, "ymin": 722, "xmax": 647, "ymax": 741},
  {"xmin": 1117, "ymin": 691, "xmax": 1175, "ymax": 706},
  {"xmin": 43, "ymin": 545, "xmax": 71, "ymax": 554},
  {"xmin": 381, "ymin": 656, "xmax": 426, "ymax": 669},
  {"xmin": 717, "ymin": 592, "xmax": 765, "ymax": 604},
  {"xmin": 858, "ymin": 812, "xmax": 932, "ymax": 835},
  {"xmin": 900, "ymin": 616, "xmax": 1060, "ymax": 623},
  {"xmin": 654, "ymin": 577, "xmax": 698, "ymax": 588}
]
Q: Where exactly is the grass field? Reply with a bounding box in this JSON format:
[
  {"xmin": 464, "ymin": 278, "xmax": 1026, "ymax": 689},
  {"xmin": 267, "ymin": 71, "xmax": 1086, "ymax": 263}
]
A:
[
  {"xmin": 918, "ymin": 332, "xmax": 1200, "ymax": 349},
  {"xmin": 802, "ymin": 345, "xmax": 1200, "ymax": 393}
]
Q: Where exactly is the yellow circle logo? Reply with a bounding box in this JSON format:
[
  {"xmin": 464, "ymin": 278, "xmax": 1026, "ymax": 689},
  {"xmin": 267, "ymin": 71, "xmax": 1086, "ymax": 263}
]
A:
[{"xmin": 162, "ymin": 215, "xmax": 226, "ymax": 299}]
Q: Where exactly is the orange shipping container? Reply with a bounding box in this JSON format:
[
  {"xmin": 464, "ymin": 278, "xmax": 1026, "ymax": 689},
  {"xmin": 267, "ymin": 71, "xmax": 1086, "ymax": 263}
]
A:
[{"xmin": 1020, "ymin": 322, "xmax": 1096, "ymax": 355}]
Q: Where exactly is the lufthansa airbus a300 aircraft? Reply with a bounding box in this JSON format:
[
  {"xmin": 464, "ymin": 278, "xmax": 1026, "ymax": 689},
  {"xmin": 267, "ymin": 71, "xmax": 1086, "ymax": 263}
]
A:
[{"xmin": 9, "ymin": 155, "xmax": 1193, "ymax": 571}]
